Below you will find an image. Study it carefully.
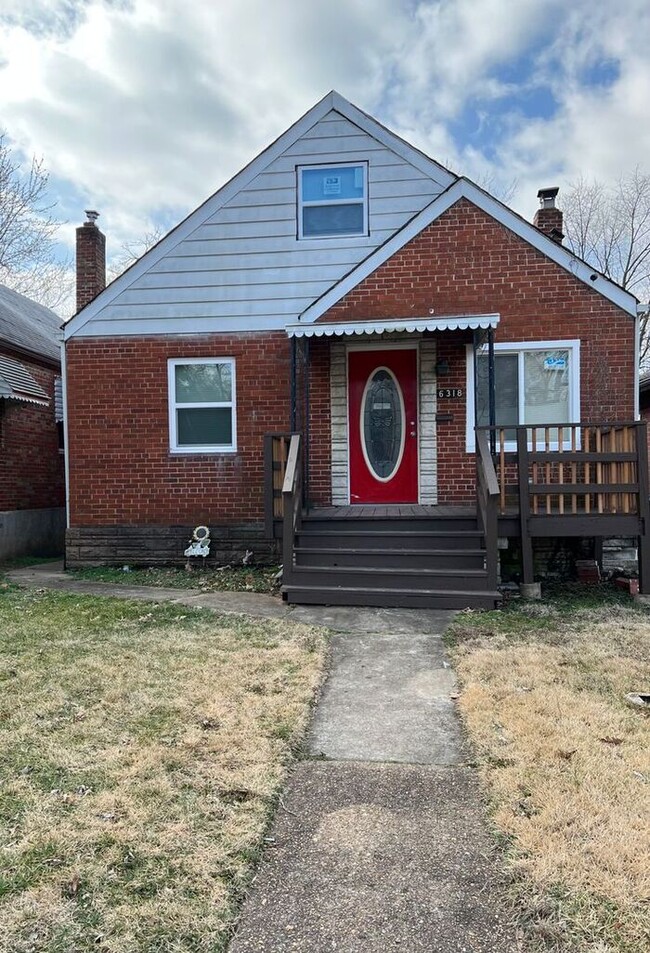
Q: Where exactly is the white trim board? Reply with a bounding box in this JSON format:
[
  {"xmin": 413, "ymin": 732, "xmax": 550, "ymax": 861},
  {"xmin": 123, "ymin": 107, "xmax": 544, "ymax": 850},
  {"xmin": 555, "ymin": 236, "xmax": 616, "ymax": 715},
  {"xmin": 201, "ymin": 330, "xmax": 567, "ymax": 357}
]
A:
[
  {"xmin": 299, "ymin": 178, "xmax": 637, "ymax": 324},
  {"xmin": 64, "ymin": 91, "xmax": 455, "ymax": 341}
]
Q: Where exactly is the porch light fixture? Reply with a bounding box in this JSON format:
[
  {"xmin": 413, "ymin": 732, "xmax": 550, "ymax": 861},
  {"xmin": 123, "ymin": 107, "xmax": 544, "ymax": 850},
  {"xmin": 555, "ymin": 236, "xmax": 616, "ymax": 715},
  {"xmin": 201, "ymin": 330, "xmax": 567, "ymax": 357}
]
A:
[{"xmin": 435, "ymin": 358, "xmax": 451, "ymax": 377}]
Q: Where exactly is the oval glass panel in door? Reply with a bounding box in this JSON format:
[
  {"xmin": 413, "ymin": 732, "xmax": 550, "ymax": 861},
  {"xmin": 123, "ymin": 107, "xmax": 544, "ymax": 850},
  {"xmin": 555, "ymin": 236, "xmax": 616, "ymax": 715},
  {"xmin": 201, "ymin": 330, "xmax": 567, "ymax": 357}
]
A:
[{"xmin": 361, "ymin": 367, "xmax": 406, "ymax": 481}]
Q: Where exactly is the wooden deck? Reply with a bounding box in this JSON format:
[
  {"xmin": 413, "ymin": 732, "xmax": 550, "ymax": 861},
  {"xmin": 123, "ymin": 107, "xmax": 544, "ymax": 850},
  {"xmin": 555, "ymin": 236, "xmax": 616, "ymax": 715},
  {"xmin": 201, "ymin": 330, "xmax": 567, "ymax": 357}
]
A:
[
  {"xmin": 305, "ymin": 504, "xmax": 475, "ymax": 519},
  {"xmin": 265, "ymin": 422, "xmax": 650, "ymax": 605}
]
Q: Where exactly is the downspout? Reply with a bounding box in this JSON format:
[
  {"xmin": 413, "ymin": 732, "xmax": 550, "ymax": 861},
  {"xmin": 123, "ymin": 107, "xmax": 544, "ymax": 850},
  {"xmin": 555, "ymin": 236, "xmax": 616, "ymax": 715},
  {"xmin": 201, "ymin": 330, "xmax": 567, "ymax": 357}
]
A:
[{"xmin": 61, "ymin": 339, "xmax": 70, "ymax": 568}]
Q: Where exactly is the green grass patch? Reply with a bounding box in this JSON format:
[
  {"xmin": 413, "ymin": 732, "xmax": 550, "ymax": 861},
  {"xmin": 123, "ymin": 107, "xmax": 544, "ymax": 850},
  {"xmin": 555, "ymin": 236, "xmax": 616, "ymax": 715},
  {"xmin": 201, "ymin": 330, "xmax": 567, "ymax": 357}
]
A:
[{"xmin": 0, "ymin": 586, "xmax": 326, "ymax": 952}]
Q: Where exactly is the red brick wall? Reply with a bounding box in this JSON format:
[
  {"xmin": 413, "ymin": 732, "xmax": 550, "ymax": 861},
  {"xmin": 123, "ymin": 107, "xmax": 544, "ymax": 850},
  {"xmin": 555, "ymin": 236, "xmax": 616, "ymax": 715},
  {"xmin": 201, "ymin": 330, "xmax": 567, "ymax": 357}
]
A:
[
  {"xmin": 0, "ymin": 350, "xmax": 65, "ymax": 511},
  {"xmin": 66, "ymin": 332, "xmax": 291, "ymax": 525},
  {"xmin": 314, "ymin": 198, "xmax": 636, "ymax": 503}
]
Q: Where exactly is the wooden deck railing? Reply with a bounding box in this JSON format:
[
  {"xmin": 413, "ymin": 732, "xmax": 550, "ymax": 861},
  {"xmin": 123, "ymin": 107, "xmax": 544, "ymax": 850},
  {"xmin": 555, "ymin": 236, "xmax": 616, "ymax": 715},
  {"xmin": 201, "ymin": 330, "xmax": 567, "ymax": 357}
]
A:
[
  {"xmin": 477, "ymin": 422, "xmax": 649, "ymax": 518},
  {"xmin": 475, "ymin": 429, "xmax": 500, "ymax": 590},
  {"xmin": 282, "ymin": 434, "xmax": 303, "ymax": 586},
  {"xmin": 477, "ymin": 421, "xmax": 650, "ymax": 590},
  {"xmin": 263, "ymin": 433, "xmax": 293, "ymax": 537}
]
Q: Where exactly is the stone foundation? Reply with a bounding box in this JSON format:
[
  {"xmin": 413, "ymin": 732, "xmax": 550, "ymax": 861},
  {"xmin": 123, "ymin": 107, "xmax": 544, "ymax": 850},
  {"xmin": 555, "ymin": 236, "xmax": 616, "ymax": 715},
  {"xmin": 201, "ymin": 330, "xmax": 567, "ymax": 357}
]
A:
[
  {"xmin": 65, "ymin": 524, "xmax": 280, "ymax": 569},
  {"xmin": 601, "ymin": 538, "xmax": 638, "ymax": 575}
]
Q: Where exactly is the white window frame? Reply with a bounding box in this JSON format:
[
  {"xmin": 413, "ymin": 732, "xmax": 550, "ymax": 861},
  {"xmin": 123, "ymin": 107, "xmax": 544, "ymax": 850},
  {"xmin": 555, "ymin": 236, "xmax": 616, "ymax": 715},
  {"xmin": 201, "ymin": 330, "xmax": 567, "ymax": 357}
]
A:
[
  {"xmin": 465, "ymin": 339, "xmax": 580, "ymax": 452},
  {"xmin": 297, "ymin": 161, "xmax": 369, "ymax": 240},
  {"xmin": 168, "ymin": 357, "xmax": 237, "ymax": 454}
]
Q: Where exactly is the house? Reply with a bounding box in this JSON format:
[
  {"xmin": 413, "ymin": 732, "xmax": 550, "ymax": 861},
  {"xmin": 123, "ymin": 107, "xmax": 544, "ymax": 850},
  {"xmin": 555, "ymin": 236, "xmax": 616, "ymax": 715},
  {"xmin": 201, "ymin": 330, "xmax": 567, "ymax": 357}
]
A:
[
  {"xmin": 63, "ymin": 91, "xmax": 648, "ymax": 607},
  {"xmin": 0, "ymin": 284, "xmax": 66, "ymax": 560}
]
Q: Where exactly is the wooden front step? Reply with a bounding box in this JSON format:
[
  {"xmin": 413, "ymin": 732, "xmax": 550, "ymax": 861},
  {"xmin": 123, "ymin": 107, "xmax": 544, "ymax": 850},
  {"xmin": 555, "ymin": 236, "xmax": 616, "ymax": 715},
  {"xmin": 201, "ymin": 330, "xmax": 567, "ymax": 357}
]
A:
[
  {"xmin": 296, "ymin": 529, "xmax": 484, "ymax": 550},
  {"xmin": 287, "ymin": 565, "xmax": 489, "ymax": 592},
  {"xmin": 284, "ymin": 509, "xmax": 499, "ymax": 610},
  {"xmin": 294, "ymin": 547, "xmax": 486, "ymax": 570},
  {"xmin": 301, "ymin": 515, "xmax": 479, "ymax": 533},
  {"xmin": 282, "ymin": 585, "xmax": 501, "ymax": 610}
]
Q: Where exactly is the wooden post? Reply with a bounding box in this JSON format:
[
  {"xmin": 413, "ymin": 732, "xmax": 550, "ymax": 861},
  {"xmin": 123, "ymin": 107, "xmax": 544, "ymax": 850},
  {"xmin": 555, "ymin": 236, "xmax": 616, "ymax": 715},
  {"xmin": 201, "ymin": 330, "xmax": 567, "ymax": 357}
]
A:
[
  {"xmin": 596, "ymin": 427, "xmax": 604, "ymax": 513},
  {"xmin": 532, "ymin": 427, "xmax": 538, "ymax": 514},
  {"xmin": 488, "ymin": 327, "xmax": 496, "ymax": 455},
  {"xmin": 584, "ymin": 426, "xmax": 591, "ymax": 513},
  {"xmin": 571, "ymin": 426, "xmax": 577, "ymax": 514},
  {"xmin": 558, "ymin": 426, "xmax": 564, "ymax": 515},
  {"xmin": 545, "ymin": 426, "xmax": 551, "ymax": 513},
  {"xmin": 636, "ymin": 422, "xmax": 650, "ymax": 594},
  {"xmin": 517, "ymin": 427, "xmax": 534, "ymax": 585},
  {"xmin": 499, "ymin": 428, "xmax": 506, "ymax": 513}
]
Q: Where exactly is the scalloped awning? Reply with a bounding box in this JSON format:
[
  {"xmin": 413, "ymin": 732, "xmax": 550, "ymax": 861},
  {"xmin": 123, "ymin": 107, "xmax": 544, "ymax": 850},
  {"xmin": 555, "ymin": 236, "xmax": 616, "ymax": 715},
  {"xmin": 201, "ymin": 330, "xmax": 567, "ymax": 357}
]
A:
[
  {"xmin": 0, "ymin": 355, "xmax": 49, "ymax": 405},
  {"xmin": 285, "ymin": 313, "xmax": 500, "ymax": 338}
]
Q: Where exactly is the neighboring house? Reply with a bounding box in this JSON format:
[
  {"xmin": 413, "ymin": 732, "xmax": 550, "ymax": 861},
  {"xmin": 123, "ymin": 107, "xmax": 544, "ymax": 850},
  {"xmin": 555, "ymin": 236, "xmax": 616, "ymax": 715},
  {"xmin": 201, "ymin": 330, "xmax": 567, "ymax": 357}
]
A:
[
  {"xmin": 63, "ymin": 91, "xmax": 648, "ymax": 608},
  {"xmin": 0, "ymin": 284, "xmax": 65, "ymax": 560}
]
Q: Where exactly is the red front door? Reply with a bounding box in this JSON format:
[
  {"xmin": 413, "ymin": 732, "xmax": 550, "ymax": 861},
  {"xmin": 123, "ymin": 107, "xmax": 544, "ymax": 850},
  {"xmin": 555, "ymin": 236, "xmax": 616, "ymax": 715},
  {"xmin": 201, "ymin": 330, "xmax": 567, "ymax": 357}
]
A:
[{"xmin": 348, "ymin": 348, "xmax": 418, "ymax": 503}]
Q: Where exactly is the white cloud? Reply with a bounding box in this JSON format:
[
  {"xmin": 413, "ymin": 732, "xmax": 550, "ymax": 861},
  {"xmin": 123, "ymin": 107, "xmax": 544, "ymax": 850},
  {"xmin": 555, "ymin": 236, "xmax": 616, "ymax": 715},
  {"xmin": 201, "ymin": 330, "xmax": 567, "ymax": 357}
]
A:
[{"xmin": 0, "ymin": 0, "xmax": 648, "ymax": 270}]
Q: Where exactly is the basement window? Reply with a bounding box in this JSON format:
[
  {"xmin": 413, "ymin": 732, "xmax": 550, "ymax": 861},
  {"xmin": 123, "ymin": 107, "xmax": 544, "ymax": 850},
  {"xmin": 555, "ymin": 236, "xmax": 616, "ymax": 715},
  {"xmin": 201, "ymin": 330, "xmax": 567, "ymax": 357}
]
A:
[
  {"xmin": 298, "ymin": 162, "xmax": 368, "ymax": 239},
  {"xmin": 168, "ymin": 358, "xmax": 236, "ymax": 453}
]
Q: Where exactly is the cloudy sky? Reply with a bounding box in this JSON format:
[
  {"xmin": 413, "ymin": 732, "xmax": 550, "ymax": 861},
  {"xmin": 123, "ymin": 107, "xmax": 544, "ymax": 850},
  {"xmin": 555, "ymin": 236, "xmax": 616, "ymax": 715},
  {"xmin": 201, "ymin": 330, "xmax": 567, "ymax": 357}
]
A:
[{"xmin": 1, "ymin": 0, "xmax": 649, "ymax": 313}]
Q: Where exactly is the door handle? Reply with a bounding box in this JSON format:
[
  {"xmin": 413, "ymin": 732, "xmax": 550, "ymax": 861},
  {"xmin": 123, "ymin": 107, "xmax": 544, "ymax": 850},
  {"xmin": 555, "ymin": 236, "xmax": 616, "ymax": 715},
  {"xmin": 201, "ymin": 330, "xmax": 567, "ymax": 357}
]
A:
[{"xmin": 410, "ymin": 431, "xmax": 416, "ymax": 437}]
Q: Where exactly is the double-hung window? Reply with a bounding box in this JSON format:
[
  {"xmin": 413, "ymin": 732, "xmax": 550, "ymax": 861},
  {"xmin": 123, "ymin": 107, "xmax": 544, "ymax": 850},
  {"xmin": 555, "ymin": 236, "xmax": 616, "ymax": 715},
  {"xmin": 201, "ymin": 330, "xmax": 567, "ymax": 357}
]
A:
[
  {"xmin": 168, "ymin": 358, "xmax": 236, "ymax": 453},
  {"xmin": 298, "ymin": 162, "xmax": 368, "ymax": 239},
  {"xmin": 466, "ymin": 340, "xmax": 580, "ymax": 450}
]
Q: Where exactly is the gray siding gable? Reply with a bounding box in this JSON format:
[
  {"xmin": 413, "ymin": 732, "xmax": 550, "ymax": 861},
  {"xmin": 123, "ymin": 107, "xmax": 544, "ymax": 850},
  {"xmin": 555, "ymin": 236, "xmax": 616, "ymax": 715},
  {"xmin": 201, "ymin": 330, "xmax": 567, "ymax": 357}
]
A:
[{"xmin": 65, "ymin": 92, "xmax": 456, "ymax": 339}]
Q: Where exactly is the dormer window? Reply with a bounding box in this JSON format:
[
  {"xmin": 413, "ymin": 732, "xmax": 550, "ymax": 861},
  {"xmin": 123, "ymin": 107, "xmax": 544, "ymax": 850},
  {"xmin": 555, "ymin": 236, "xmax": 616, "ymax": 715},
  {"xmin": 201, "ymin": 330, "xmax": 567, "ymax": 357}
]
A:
[{"xmin": 298, "ymin": 162, "xmax": 368, "ymax": 239}]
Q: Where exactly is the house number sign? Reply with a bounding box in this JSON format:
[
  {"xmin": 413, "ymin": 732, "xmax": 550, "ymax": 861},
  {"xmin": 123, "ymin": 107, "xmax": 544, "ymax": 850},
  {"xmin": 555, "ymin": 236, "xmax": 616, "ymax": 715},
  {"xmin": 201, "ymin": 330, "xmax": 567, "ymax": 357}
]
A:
[{"xmin": 437, "ymin": 387, "xmax": 463, "ymax": 399}]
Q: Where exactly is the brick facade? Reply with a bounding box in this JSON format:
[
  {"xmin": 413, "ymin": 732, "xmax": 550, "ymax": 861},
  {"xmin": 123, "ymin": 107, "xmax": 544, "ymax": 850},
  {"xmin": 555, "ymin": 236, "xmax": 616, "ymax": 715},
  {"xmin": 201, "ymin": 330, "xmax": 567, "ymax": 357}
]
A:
[
  {"xmin": 66, "ymin": 197, "xmax": 636, "ymax": 552},
  {"xmin": 0, "ymin": 348, "xmax": 65, "ymax": 511},
  {"xmin": 66, "ymin": 332, "xmax": 292, "ymax": 526},
  {"xmin": 311, "ymin": 198, "xmax": 635, "ymax": 504}
]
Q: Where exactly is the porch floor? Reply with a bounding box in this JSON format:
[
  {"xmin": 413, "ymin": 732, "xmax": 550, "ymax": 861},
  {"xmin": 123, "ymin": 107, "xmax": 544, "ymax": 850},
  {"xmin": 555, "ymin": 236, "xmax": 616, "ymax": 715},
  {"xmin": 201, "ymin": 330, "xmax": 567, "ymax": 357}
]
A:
[{"xmin": 306, "ymin": 504, "xmax": 476, "ymax": 518}]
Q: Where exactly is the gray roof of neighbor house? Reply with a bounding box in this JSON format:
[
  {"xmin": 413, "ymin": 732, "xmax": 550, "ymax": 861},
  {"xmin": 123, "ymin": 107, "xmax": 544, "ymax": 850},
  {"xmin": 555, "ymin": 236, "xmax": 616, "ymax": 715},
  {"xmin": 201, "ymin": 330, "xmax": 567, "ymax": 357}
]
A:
[{"xmin": 0, "ymin": 284, "xmax": 62, "ymax": 364}]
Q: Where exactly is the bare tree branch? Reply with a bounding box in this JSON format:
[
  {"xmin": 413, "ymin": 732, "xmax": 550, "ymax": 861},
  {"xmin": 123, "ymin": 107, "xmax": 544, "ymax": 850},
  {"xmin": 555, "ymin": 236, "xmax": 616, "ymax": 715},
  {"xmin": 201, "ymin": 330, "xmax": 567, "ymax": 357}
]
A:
[
  {"xmin": 0, "ymin": 131, "xmax": 71, "ymax": 315},
  {"xmin": 107, "ymin": 226, "xmax": 166, "ymax": 283},
  {"xmin": 562, "ymin": 169, "xmax": 650, "ymax": 365}
]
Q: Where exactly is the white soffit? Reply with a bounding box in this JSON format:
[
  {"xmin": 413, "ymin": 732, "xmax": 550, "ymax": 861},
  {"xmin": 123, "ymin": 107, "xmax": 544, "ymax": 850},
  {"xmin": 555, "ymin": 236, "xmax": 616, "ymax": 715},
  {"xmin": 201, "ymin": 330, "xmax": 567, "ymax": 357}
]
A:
[{"xmin": 285, "ymin": 314, "xmax": 500, "ymax": 338}]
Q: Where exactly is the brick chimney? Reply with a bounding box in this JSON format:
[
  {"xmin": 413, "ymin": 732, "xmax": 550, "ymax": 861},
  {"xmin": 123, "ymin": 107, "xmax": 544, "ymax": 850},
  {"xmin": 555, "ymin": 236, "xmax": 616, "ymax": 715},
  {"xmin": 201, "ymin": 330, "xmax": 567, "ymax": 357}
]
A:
[
  {"xmin": 76, "ymin": 210, "xmax": 106, "ymax": 312},
  {"xmin": 533, "ymin": 187, "xmax": 564, "ymax": 244}
]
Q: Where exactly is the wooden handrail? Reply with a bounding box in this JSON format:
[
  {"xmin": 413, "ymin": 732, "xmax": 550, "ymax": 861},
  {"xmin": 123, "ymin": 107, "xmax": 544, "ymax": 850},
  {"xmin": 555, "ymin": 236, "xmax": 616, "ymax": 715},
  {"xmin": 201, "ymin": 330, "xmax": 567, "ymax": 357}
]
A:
[
  {"xmin": 282, "ymin": 434, "xmax": 303, "ymax": 587},
  {"xmin": 263, "ymin": 433, "xmax": 293, "ymax": 538},
  {"xmin": 476, "ymin": 430, "xmax": 500, "ymax": 497}
]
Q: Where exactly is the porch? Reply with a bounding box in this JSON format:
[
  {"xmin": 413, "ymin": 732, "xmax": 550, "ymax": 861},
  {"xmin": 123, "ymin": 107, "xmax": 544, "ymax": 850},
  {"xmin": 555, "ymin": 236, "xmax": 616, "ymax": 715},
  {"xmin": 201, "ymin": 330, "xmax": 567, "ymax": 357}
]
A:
[{"xmin": 265, "ymin": 419, "xmax": 650, "ymax": 608}]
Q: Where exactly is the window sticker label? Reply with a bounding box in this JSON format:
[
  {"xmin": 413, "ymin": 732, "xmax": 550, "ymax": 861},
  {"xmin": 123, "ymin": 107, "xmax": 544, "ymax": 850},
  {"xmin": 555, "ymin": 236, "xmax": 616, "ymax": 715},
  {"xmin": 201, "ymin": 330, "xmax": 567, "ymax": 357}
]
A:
[
  {"xmin": 323, "ymin": 175, "xmax": 341, "ymax": 196},
  {"xmin": 544, "ymin": 356, "xmax": 567, "ymax": 370}
]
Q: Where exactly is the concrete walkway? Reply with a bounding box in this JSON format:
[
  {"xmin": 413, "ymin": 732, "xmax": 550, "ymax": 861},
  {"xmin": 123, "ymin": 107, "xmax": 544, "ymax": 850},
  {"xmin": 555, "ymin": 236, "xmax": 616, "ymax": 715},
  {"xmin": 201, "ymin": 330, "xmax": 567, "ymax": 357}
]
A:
[{"xmin": 8, "ymin": 563, "xmax": 521, "ymax": 951}]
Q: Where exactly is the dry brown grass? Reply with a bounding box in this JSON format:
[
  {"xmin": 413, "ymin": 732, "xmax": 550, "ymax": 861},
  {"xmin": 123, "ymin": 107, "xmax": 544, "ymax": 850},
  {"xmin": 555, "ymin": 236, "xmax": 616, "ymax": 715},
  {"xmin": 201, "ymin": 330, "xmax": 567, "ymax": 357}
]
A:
[
  {"xmin": 0, "ymin": 586, "xmax": 327, "ymax": 952},
  {"xmin": 448, "ymin": 591, "xmax": 650, "ymax": 952}
]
